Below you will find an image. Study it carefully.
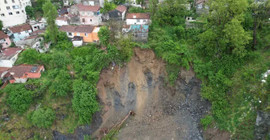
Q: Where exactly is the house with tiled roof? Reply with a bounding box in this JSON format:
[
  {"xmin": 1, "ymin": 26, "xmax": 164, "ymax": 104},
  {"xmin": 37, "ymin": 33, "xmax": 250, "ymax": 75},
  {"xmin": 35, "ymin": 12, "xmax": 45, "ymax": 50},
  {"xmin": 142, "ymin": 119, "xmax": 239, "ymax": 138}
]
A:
[
  {"xmin": 8, "ymin": 64, "xmax": 45, "ymax": 83},
  {"xmin": 0, "ymin": 31, "xmax": 11, "ymax": 49},
  {"xmin": 16, "ymin": 30, "xmax": 51, "ymax": 53},
  {"xmin": 0, "ymin": 47, "xmax": 22, "ymax": 67},
  {"xmin": 8, "ymin": 24, "xmax": 33, "ymax": 43},
  {"xmin": 126, "ymin": 13, "xmax": 150, "ymax": 25},
  {"xmin": 107, "ymin": 5, "xmax": 127, "ymax": 20},
  {"xmin": 60, "ymin": 25, "xmax": 100, "ymax": 45},
  {"xmin": 69, "ymin": 4, "xmax": 102, "ymax": 25}
]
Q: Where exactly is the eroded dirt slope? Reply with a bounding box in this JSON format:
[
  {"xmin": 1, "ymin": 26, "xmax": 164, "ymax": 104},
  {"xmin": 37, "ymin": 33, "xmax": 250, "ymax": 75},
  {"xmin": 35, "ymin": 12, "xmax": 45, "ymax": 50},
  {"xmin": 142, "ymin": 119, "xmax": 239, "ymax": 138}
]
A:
[
  {"xmin": 95, "ymin": 48, "xmax": 210, "ymax": 139},
  {"xmin": 53, "ymin": 48, "xmax": 210, "ymax": 140}
]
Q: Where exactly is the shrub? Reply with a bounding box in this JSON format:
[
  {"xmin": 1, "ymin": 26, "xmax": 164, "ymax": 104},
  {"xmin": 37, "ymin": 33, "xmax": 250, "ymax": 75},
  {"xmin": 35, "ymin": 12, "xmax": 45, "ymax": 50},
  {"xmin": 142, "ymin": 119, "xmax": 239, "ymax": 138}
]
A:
[
  {"xmin": 5, "ymin": 85, "xmax": 34, "ymax": 114},
  {"xmin": 30, "ymin": 107, "xmax": 55, "ymax": 128}
]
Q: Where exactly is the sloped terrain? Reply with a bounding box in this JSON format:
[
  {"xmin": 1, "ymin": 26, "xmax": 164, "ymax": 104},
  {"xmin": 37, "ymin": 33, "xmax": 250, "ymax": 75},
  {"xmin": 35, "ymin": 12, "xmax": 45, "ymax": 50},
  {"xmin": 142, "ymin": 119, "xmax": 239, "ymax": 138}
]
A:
[{"xmin": 53, "ymin": 48, "xmax": 211, "ymax": 140}]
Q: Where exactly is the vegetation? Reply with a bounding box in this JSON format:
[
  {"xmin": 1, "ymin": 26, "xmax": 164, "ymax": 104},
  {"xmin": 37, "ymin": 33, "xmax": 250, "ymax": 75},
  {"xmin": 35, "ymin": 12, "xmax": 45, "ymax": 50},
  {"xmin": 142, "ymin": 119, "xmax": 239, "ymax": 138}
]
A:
[
  {"xmin": 98, "ymin": 26, "xmax": 110, "ymax": 47},
  {"xmin": 42, "ymin": 0, "xmax": 58, "ymax": 43},
  {"xmin": 0, "ymin": 20, "xmax": 3, "ymax": 30},
  {"xmin": 29, "ymin": 107, "xmax": 56, "ymax": 128},
  {"xmin": 0, "ymin": 0, "xmax": 269, "ymax": 139},
  {"xmin": 101, "ymin": 0, "xmax": 117, "ymax": 13},
  {"xmin": 25, "ymin": 6, "xmax": 35, "ymax": 19}
]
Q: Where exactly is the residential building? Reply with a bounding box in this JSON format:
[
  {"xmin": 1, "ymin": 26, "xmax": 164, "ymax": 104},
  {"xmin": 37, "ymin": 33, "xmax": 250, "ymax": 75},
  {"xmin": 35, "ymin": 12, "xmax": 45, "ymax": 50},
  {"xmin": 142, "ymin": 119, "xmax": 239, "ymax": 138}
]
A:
[
  {"xmin": 107, "ymin": 5, "xmax": 127, "ymax": 20},
  {"xmin": 60, "ymin": 25, "xmax": 100, "ymax": 43},
  {"xmin": 0, "ymin": 0, "xmax": 31, "ymax": 27},
  {"xmin": 56, "ymin": 16, "xmax": 69, "ymax": 26},
  {"xmin": 8, "ymin": 64, "xmax": 45, "ymax": 83},
  {"xmin": 0, "ymin": 31, "xmax": 11, "ymax": 49},
  {"xmin": 16, "ymin": 30, "xmax": 51, "ymax": 53},
  {"xmin": 67, "ymin": 0, "xmax": 113, "ymax": 7},
  {"xmin": 69, "ymin": 4, "xmax": 102, "ymax": 26},
  {"xmin": 29, "ymin": 20, "xmax": 46, "ymax": 32},
  {"xmin": 0, "ymin": 47, "xmax": 22, "ymax": 67},
  {"xmin": 122, "ymin": 24, "xmax": 149, "ymax": 42},
  {"xmin": 9, "ymin": 24, "xmax": 32, "ymax": 43},
  {"xmin": 126, "ymin": 13, "xmax": 150, "ymax": 25}
]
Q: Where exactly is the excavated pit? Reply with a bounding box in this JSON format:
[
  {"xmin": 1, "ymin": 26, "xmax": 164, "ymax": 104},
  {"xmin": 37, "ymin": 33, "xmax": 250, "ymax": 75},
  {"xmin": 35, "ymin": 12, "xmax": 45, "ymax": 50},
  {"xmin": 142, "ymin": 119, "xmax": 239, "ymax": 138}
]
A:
[{"xmin": 53, "ymin": 48, "xmax": 210, "ymax": 140}]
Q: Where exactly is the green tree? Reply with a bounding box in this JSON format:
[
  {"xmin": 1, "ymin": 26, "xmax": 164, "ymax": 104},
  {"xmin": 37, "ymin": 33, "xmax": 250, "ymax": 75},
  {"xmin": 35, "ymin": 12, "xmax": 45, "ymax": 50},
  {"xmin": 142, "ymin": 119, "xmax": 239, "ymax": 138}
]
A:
[
  {"xmin": 30, "ymin": 107, "xmax": 55, "ymax": 128},
  {"xmin": 101, "ymin": 0, "xmax": 116, "ymax": 13},
  {"xmin": 43, "ymin": 0, "xmax": 58, "ymax": 43},
  {"xmin": 5, "ymin": 85, "xmax": 34, "ymax": 114},
  {"xmin": 25, "ymin": 6, "xmax": 35, "ymax": 19},
  {"xmin": 199, "ymin": 0, "xmax": 251, "ymax": 59},
  {"xmin": 16, "ymin": 49, "xmax": 40, "ymax": 65},
  {"xmin": 72, "ymin": 80, "xmax": 99, "ymax": 124},
  {"xmin": 49, "ymin": 70, "xmax": 72, "ymax": 97},
  {"xmin": 117, "ymin": 36, "xmax": 134, "ymax": 62},
  {"xmin": 98, "ymin": 26, "xmax": 110, "ymax": 47},
  {"xmin": 0, "ymin": 20, "xmax": 3, "ymax": 31}
]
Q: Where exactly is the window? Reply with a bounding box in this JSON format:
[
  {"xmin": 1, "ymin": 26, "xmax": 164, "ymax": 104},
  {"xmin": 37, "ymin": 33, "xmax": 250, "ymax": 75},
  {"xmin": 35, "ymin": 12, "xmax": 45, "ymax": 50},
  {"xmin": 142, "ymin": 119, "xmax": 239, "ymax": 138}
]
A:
[
  {"xmin": 6, "ymin": 42, "xmax": 9, "ymax": 45},
  {"xmin": 16, "ymin": 11, "xmax": 20, "ymax": 14},
  {"xmin": 13, "ymin": 5, "xmax": 19, "ymax": 9},
  {"xmin": 90, "ymin": 19, "xmax": 92, "ymax": 22},
  {"xmin": 6, "ymin": 6, "xmax": 11, "ymax": 10},
  {"xmin": 4, "ymin": 0, "xmax": 7, "ymax": 4},
  {"xmin": 22, "ymin": 10, "xmax": 24, "ymax": 13},
  {"xmin": 1, "ymin": 14, "xmax": 5, "ymax": 17},
  {"xmin": 12, "ymin": 0, "xmax": 15, "ymax": 3},
  {"xmin": 137, "ymin": 19, "xmax": 140, "ymax": 22},
  {"xmin": 82, "ymin": 18, "xmax": 85, "ymax": 22},
  {"xmin": 68, "ymin": 32, "xmax": 72, "ymax": 36},
  {"xmin": 85, "ymin": 33, "xmax": 88, "ymax": 37},
  {"xmin": 9, "ymin": 12, "xmax": 13, "ymax": 15},
  {"xmin": 25, "ymin": 30, "xmax": 28, "ymax": 33},
  {"xmin": 143, "ymin": 20, "xmax": 146, "ymax": 22}
]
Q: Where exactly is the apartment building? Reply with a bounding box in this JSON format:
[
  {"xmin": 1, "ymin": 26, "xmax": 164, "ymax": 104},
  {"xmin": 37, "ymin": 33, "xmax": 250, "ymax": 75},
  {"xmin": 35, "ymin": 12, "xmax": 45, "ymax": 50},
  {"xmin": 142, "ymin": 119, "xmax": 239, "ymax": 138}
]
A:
[{"xmin": 0, "ymin": 0, "xmax": 31, "ymax": 27}]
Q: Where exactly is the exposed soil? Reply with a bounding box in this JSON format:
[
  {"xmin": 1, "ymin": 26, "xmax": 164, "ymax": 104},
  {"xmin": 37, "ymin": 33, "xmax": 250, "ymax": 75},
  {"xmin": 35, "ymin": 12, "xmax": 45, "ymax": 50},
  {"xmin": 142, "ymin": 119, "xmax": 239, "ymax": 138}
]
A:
[{"xmin": 53, "ymin": 48, "xmax": 211, "ymax": 140}]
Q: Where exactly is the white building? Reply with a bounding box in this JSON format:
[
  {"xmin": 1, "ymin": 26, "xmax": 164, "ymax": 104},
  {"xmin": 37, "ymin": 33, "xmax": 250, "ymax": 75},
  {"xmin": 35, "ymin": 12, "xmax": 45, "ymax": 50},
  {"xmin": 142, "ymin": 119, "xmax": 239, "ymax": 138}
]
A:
[
  {"xmin": 0, "ymin": 0, "xmax": 32, "ymax": 27},
  {"xmin": 126, "ymin": 13, "xmax": 150, "ymax": 25},
  {"xmin": 0, "ymin": 47, "xmax": 22, "ymax": 67}
]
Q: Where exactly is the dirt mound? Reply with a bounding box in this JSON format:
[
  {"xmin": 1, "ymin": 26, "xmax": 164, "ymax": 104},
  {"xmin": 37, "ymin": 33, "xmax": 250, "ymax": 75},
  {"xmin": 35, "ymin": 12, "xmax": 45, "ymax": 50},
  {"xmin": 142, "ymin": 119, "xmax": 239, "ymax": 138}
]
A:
[{"xmin": 94, "ymin": 48, "xmax": 210, "ymax": 139}]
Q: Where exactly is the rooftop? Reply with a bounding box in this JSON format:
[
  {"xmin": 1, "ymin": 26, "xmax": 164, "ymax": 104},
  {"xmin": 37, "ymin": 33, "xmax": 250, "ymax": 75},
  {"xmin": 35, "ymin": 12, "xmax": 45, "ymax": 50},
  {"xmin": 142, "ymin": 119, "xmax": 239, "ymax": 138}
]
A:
[
  {"xmin": 9, "ymin": 24, "xmax": 32, "ymax": 33},
  {"xmin": 59, "ymin": 25, "xmax": 95, "ymax": 33},
  {"xmin": 0, "ymin": 48, "xmax": 22, "ymax": 60},
  {"xmin": 196, "ymin": 0, "xmax": 207, "ymax": 4},
  {"xmin": 9, "ymin": 64, "xmax": 43, "ymax": 78},
  {"xmin": 0, "ymin": 31, "xmax": 8, "ymax": 39},
  {"xmin": 76, "ymin": 4, "xmax": 100, "ymax": 12},
  {"xmin": 116, "ymin": 5, "xmax": 127, "ymax": 13},
  {"xmin": 126, "ymin": 13, "xmax": 150, "ymax": 19}
]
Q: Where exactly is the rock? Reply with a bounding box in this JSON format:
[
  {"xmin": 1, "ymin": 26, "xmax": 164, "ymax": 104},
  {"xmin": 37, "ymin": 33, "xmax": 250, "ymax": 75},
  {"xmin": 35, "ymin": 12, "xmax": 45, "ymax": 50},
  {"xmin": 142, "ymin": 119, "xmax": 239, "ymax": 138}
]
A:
[{"xmin": 255, "ymin": 111, "xmax": 270, "ymax": 139}]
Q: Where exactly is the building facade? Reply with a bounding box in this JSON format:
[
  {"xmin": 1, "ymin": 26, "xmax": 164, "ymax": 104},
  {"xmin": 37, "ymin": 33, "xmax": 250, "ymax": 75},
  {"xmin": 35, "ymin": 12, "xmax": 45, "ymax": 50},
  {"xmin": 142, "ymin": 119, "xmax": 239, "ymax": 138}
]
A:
[
  {"xmin": 0, "ymin": 31, "xmax": 11, "ymax": 49},
  {"xmin": 60, "ymin": 25, "xmax": 100, "ymax": 43},
  {"xmin": 0, "ymin": 0, "xmax": 31, "ymax": 27},
  {"xmin": 9, "ymin": 24, "xmax": 32, "ymax": 43},
  {"xmin": 0, "ymin": 47, "xmax": 22, "ymax": 67}
]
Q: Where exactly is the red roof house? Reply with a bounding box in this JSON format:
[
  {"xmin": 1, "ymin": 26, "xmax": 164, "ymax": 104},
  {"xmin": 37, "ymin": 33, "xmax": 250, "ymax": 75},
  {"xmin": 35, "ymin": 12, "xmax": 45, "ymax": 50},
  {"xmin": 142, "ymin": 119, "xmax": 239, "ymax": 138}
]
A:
[{"xmin": 8, "ymin": 64, "xmax": 45, "ymax": 83}]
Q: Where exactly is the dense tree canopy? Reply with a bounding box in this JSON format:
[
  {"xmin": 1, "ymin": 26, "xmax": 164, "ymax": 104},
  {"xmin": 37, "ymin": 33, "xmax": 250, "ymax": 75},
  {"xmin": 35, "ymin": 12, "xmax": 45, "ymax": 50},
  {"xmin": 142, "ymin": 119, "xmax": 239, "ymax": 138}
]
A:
[{"xmin": 98, "ymin": 26, "xmax": 110, "ymax": 47}]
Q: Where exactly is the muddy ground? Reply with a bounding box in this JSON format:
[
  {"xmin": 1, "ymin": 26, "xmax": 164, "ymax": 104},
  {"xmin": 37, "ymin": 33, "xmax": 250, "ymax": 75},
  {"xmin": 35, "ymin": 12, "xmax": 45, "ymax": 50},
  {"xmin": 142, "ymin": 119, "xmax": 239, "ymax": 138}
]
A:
[{"xmin": 53, "ymin": 48, "xmax": 211, "ymax": 140}]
